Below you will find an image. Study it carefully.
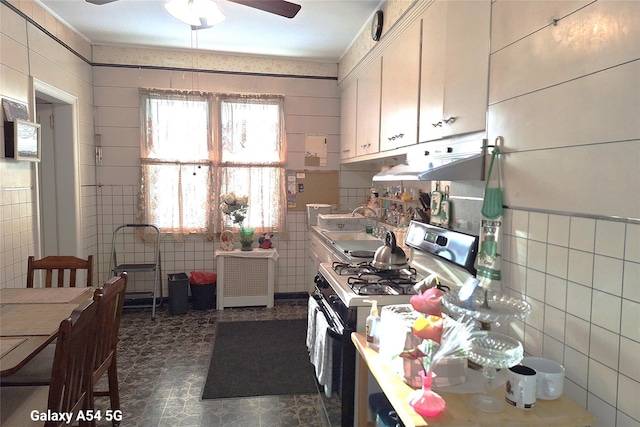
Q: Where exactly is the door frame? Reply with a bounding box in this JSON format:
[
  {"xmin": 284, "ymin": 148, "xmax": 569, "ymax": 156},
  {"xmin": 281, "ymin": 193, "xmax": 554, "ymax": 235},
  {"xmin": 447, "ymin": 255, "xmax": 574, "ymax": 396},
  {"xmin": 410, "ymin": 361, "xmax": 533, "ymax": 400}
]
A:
[{"xmin": 31, "ymin": 78, "xmax": 82, "ymax": 258}]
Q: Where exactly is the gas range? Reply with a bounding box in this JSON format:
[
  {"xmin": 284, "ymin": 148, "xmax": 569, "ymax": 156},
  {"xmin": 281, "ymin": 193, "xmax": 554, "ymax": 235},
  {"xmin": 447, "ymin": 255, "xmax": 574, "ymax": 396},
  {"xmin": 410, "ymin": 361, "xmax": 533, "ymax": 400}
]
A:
[
  {"xmin": 333, "ymin": 261, "xmax": 418, "ymax": 295},
  {"xmin": 310, "ymin": 221, "xmax": 480, "ymax": 427},
  {"xmin": 318, "ymin": 262, "xmax": 420, "ymax": 311},
  {"xmin": 318, "ymin": 221, "xmax": 480, "ymax": 312}
]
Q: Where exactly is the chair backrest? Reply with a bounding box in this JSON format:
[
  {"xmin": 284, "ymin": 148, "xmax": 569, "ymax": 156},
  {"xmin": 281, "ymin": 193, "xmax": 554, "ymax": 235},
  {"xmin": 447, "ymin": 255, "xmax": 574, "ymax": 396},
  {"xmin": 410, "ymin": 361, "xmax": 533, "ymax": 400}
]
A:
[
  {"xmin": 27, "ymin": 255, "xmax": 94, "ymax": 288},
  {"xmin": 46, "ymin": 299, "xmax": 98, "ymax": 427},
  {"xmin": 92, "ymin": 273, "xmax": 128, "ymax": 379}
]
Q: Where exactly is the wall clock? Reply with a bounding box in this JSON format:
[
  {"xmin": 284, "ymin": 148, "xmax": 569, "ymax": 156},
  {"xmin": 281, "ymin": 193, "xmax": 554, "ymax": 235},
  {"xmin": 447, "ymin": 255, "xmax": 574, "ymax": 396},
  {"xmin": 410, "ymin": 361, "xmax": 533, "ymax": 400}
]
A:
[{"xmin": 371, "ymin": 10, "xmax": 383, "ymax": 41}]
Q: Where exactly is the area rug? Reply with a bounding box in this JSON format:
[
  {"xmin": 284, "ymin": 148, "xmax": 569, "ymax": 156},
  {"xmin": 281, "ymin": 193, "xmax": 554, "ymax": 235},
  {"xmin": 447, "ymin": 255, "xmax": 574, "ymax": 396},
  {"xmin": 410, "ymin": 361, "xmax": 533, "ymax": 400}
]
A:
[{"xmin": 202, "ymin": 319, "xmax": 318, "ymax": 399}]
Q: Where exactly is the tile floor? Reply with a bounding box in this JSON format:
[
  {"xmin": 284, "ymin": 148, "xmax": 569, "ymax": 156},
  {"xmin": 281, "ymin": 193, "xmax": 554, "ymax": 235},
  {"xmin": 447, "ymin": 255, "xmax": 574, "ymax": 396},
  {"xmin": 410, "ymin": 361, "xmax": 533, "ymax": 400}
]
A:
[{"xmin": 94, "ymin": 298, "xmax": 338, "ymax": 427}]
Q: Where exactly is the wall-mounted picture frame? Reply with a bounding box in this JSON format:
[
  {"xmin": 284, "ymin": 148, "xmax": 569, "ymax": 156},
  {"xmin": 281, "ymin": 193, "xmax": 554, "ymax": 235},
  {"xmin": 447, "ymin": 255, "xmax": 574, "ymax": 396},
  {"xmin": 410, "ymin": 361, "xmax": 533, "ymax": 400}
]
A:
[
  {"xmin": 4, "ymin": 119, "xmax": 41, "ymax": 162},
  {"xmin": 2, "ymin": 98, "xmax": 29, "ymax": 122}
]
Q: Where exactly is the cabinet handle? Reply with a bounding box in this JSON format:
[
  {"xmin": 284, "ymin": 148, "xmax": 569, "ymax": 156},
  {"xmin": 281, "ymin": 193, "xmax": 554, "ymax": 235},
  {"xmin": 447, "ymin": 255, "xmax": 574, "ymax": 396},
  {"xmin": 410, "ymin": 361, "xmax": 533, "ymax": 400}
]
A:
[
  {"xmin": 443, "ymin": 116, "xmax": 457, "ymax": 124},
  {"xmin": 432, "ymin": 121, "xmax": 443, "ymax": 127},
  {"xmin": 388, "ymin": 134, "xmax": 405, "ymax": 141}
]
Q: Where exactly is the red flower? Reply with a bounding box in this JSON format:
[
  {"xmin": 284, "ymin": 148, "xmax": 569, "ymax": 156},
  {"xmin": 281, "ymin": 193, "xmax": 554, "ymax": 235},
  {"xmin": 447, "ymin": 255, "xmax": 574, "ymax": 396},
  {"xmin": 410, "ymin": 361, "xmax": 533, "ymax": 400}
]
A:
[{"xmin": 410, "ymin": 287, "xmax": 444, "ymax": 317}]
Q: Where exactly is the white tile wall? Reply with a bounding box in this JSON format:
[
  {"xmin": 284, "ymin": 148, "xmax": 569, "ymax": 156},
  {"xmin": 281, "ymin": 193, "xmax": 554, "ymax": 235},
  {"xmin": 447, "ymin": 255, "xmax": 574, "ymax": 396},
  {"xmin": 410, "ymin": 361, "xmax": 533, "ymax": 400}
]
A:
[
  {"xmin": 1, "ymin": 1, "xmax": 95, "ymax": 287},
  {"xmin": 0, "ymin": 188, "xmax": 36, "ymax": 288},
  {"xmin": 502, "ymin": 208, "xmax": 640, "ymax": 426},
  {"xmin": 90, "ymin": 61, "xmax": 345, "ymax": 296},
  {"xmin": 1, "ymin": 1, "xmax": 355, "ymax": 298}
]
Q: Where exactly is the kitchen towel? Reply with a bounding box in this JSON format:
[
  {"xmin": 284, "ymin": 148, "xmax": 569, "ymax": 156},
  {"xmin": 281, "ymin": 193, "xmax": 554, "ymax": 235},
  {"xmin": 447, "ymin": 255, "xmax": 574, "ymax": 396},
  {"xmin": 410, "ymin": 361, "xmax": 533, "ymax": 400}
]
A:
[
  {"xmin": 307, "ymin": 300, "xmax": 333, "ymax": 397},
  {"xmin": 313, "ymin": 311, "xmax": 333, "ymax": 397},
  {"xmin": 475, "ymin": 146, "xmax": 503, "ymax": 292},
  {"xmin": 306, "ymin": 296, "xmax": 319, "ymax": 350}
]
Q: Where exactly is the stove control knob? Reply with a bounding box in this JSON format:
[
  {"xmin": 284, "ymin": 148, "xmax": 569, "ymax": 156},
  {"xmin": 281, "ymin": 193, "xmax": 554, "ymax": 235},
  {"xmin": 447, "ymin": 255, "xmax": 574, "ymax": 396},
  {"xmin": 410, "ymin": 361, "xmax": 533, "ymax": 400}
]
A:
[{"xmin": 314, "ymin": 274, "xmax": 328, "ymax": 288}]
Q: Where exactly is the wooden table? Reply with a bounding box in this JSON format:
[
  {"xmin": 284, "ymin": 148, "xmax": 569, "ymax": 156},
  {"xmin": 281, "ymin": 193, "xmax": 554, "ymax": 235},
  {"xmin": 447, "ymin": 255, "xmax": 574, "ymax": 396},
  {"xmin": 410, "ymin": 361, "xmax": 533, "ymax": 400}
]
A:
[
  {"xmin": 352, "ymin": 332, "xmax": 596, "ymax": 427},
  {"xmin": 0, "ymin": 287, "xmax": 94, "ymax": 377}
]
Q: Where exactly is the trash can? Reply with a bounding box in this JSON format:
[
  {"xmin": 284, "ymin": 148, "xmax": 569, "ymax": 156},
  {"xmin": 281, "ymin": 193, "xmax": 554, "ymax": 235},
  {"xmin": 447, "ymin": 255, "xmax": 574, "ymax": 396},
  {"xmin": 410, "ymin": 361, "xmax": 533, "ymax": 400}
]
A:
[
  {"xmin": 168, "ymin": 273, "xmax": 189, "ymax": 315},
  {"xmin": 189, "ymin": 271, "xmax": 217, "ymax": 310}
]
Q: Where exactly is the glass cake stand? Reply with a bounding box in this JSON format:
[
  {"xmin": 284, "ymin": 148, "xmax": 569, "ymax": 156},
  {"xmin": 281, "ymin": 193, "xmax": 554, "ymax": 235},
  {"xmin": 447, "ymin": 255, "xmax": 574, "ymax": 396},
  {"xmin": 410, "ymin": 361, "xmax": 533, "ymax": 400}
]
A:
[
  {"xmin": 442, "ymin": 289, "xmax": 531, "ymax": 327},
  {"xmin": 466, "ymin": 331, "xmax": 523, "ymax": 413}
]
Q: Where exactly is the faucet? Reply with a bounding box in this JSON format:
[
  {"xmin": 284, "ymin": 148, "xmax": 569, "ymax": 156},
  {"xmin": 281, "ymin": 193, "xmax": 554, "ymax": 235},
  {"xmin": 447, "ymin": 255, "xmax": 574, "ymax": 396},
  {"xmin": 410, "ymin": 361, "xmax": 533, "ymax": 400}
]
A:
[{"xmin": 351, "ymin": 206, "xmax": 382, "ymax": 236}]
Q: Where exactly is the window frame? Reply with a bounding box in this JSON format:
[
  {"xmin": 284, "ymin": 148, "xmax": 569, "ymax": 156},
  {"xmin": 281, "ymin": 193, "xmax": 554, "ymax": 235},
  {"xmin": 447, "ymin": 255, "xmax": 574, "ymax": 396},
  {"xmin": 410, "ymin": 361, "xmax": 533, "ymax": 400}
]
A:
[{"xmin": 138, "ymin": 89, "xmax": 287, "ymax": 239}]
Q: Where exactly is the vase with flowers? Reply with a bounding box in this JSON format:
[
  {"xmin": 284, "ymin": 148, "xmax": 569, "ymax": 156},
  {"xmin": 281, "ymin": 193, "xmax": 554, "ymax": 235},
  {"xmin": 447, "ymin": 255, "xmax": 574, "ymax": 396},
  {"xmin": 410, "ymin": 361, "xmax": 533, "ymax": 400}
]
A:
[
  {"xmin": 397, "ymin": 277, "xmax": 475, "ymax": 418},
  {"xmin": 220, "ymin": 192, "xmax": 253, "ymax": 251}
]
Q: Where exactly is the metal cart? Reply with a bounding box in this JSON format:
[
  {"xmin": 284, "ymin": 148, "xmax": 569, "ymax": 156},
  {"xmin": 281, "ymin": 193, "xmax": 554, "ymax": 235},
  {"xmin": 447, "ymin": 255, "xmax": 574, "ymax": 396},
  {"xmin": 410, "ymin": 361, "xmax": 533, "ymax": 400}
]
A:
[{"xmin": 109, "ymin": 224, "xmax": 162, "ymax": 320}]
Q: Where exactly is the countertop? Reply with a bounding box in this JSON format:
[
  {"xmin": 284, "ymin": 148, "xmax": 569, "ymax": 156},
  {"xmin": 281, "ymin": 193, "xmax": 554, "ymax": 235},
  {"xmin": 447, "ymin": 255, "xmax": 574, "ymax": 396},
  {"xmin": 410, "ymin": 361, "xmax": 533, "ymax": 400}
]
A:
[{"xmin": 351, "ymin": 332, "xmax": 596, "ymax": 427}]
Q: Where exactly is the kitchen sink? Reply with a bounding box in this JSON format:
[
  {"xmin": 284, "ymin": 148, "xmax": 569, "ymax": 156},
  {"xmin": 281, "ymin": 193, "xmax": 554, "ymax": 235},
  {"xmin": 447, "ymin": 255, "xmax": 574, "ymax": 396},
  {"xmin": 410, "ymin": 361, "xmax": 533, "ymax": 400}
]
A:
[
  {"xmin": 321, "ymin": 230, "xmax": 384, "ymax": 255},
  {"xmin": 322, "ymin": 231, "xmax": 380, "ymax": 241}
]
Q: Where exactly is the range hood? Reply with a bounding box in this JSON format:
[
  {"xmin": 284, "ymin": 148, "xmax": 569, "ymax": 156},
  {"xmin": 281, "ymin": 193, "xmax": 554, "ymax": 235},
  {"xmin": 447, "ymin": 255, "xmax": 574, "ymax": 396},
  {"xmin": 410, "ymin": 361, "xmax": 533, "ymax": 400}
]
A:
[{"xmin": 372, "ymin": 138, "xmax": 487, "ymax": 182}]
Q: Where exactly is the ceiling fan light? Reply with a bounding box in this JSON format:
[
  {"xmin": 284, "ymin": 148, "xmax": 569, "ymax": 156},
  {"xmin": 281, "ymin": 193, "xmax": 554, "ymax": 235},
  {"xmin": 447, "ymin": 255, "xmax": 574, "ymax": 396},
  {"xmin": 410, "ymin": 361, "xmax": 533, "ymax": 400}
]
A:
[{"xmin": 165, "ymin": 0, "xmax": 226, "ymax": 27}]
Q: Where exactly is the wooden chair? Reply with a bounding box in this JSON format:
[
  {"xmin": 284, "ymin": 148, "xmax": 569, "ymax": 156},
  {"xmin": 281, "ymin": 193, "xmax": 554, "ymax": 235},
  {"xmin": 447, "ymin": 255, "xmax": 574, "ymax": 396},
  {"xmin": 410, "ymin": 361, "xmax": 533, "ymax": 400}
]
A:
[
  {"xmin": 27, "ymin": 254, "xmax": 94, "ymax": 288},
  {"xmin": 91, "ymin": 273, "xmax": 128, "ymax": 426},
  {"xmin": 0, "ymin": 300, "xmax": 98, "ymax": 427},
  {"xmin": 1, "ymin": 274, "xmax": 129, "ymax": 423}
]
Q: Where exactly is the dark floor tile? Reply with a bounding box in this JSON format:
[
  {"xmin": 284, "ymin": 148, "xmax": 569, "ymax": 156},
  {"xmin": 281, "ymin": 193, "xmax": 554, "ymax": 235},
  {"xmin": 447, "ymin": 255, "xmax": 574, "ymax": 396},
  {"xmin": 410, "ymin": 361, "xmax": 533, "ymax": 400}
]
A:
[{"xmin": 94, "ymin": 299, "xmax": 320, "ymax": 427}]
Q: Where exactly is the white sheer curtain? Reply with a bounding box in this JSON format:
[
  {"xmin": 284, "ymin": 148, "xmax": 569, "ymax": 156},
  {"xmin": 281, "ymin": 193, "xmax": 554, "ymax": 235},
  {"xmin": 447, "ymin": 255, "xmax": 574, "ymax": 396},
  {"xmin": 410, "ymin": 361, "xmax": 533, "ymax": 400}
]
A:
[
  {"xmin": 217, "ymin": 94, "xmax": 287, "ymax": 234},
  {"xmin": 138, "ymin": 89, "xmax": 217, "ymax": 239},
  {"xmin": 138, "ymin": 89, "xmax": 287, "ymax": 240}
]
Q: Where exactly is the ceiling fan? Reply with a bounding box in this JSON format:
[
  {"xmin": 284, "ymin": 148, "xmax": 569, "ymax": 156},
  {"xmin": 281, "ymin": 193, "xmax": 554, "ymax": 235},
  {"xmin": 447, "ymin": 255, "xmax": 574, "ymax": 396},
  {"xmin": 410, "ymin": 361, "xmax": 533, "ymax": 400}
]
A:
[{"xmin": 85, "ymin": 0, "xmax": 302, "ymax": 19}]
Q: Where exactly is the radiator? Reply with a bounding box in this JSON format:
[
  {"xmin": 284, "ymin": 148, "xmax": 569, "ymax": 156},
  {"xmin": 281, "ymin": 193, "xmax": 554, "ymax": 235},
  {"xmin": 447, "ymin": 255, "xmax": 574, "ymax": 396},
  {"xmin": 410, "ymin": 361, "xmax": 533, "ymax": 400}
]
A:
[{"xmin": 215, "ymin": 253, "xmax": 275, "ymax": 310}]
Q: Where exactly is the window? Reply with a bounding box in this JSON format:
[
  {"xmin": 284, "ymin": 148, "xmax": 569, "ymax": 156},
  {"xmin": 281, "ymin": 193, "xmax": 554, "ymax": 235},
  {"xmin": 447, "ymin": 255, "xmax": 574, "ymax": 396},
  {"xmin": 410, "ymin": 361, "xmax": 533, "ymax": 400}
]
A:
[{"xmin": 139, "ymin": 89, "xmax": 286, "ymax": 239}]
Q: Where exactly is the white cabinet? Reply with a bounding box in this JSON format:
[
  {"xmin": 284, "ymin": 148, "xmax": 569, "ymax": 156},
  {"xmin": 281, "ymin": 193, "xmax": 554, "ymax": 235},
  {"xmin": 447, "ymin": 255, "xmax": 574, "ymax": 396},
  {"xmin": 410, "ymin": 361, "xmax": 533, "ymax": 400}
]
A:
[
  {"xmin": 309, "ymin": 231, "xmax": 340, "ymax": 266},
  {"xmin": 419, "ymin": 0, "xmax": 491, "ymax": 142},
  {"xmin": 418, "ymin": 1, "xmax": 447, "ymax": 142},
  {"xmin": 356, "ymin": 57, "xmax": 382, "ymax": 157},
  {"xmin": 307, "ymin": 231, "xmax": 343, "ymax": 285},
  {"xmin": 340, "ymin": 80, "xmax": 357, "ymax": 159},
  {"xmin": 380, "ymin": 19, "xmax": 421, "ymax": 151}
]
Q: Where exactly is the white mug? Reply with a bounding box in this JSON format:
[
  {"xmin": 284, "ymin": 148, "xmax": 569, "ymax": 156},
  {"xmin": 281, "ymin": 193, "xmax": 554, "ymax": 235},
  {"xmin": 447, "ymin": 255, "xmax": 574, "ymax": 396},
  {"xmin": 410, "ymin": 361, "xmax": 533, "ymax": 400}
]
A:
[
  {"xmin": 522, "ymin": 357, "xmax": 565, "ymax": 400},
  {"xmin": 505, "ymin": 365, "xmax": 537, "ymax": 409}
]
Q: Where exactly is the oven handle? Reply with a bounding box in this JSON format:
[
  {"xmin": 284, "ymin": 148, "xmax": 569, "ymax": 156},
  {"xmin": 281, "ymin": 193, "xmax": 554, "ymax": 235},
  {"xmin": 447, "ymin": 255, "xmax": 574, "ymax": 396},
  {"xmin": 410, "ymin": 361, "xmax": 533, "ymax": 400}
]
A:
[{"xmin": 312, "ymin": 293, "xmax": 345, "ymax": 339}]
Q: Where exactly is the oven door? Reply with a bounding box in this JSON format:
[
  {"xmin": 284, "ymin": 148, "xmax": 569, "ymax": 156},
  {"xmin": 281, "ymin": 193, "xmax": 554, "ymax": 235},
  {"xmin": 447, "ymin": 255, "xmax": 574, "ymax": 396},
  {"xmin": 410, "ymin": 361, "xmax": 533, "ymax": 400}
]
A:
[{"xmin": 312, "ymin": 275, "xmax": 356, "ymax": 427}]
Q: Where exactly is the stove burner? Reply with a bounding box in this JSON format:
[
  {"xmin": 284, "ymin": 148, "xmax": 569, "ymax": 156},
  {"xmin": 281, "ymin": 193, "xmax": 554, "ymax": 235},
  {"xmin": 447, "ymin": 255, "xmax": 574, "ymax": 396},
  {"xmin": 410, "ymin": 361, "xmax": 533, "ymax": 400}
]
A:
[
  {"xmin": 332, "ymin": 261, "xmax": 420, "ymax": 295},
  {"xmin": 332, "ymin": 261, "xmax": 417, "ymax": 277},
  {"xmin": 356, "ymin": 283, "xmax": 401, "ymax": 295},
  {"xmin": 332, "ymin": 261, "xmax": 373, "ymax": 276},
  {"xmin": 346, "ymin": 272, "xmax": 418, "ymax": 295}
]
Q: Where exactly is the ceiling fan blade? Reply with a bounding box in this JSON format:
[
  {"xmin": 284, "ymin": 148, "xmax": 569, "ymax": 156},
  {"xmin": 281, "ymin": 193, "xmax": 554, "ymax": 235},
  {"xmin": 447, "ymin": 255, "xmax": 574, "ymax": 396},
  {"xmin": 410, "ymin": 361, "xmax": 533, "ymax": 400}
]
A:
[
  {"xmin": 228, "ymin": 0, "xmax": 301, "ymax": 19},
  {"xmin": 85, "ymin": 0, "xmax": 119, "ymax": 4}
]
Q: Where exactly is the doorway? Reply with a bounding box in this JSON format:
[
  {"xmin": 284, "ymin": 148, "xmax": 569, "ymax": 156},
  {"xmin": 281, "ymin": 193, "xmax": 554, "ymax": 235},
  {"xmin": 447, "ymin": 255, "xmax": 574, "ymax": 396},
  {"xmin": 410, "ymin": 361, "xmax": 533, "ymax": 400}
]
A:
[{"xmin": 33, "ymin": 79, "xmax": 82, "ymax": 259}]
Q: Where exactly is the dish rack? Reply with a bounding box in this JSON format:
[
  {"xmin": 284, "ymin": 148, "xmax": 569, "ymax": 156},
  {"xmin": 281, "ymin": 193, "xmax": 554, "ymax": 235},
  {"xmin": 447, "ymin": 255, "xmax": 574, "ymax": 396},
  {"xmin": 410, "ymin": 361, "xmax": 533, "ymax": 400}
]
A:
[{"xmin": 317, "ymin": 213, "xmax": 366, "ymax": 231}]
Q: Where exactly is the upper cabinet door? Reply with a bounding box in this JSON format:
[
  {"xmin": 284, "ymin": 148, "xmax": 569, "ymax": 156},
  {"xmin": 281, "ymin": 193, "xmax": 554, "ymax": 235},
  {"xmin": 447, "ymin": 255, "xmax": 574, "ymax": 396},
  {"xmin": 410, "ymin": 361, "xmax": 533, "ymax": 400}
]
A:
[
  {"xmin": 418, "ymin": 1, "xmax": 447, "ymax": 142},
  {"xmin": 340, "ymin": 80, "xmax": 357, "ymax": 159},
  {"xmin": 419, "ymin": 0, "xmax": 491, "ymax": 142},
  {"xmin": 380, "ymin": 19, "xmax": 421, "ymax": 152},
  {"xmin": 356, "ymin": 57, "xmax": 382, "ymax": 157}
]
